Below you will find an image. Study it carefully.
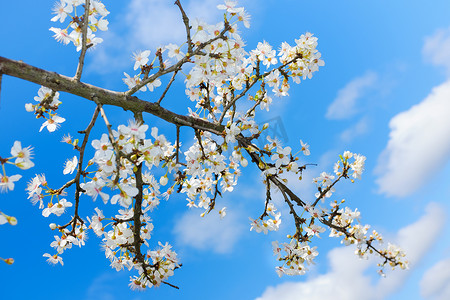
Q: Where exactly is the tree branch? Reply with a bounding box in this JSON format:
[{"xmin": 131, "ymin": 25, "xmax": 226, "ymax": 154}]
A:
[
  {"xmin": 74, "ymin": 0, "xmax": 91, "ymax": 81},
  {"xmin": 0, "ymin": 56, "xmax": 225, "ymax": 136},
  {"xmin": 174, "ymin": 0, "xmax": 193, "ymax": 54},
  {"xmin": 0, "ymin": 71, "xmax": 3, "ymax": 106},
  {"xmin": 157, "ymin": 68, "xmax": 179, "ymax": 105}
]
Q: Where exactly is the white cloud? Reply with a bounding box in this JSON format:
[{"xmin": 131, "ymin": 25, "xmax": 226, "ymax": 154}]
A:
[
  {"xmin": 173, "ymin": 207, "xmax": 244, "ymax": 253},
  {"xmin": 255, "ymin": 202, "xmax": 446, "ymax": 300},
  {"xmin": 420, "ymin": 257, "xmax": 450, "ymax": 300},
  {"xmin": 396, "ymin": 203, "xmax": 446, "ymax": 264},
  {"xmin": 375, "ymin": 79, "xmax": 450, "ymax": 197},
  {"xmin": 326, "ymin": 71, "xmax": 377, "ymax": 120},
  {"xmin": 423, "ymin": 26, "xmax": 450, "ymax": 74}
]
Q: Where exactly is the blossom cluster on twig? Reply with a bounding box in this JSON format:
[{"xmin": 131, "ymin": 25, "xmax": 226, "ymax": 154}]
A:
[{"xmin": 0, "ymin": 0, "xmax": 409, "ymax": 290}]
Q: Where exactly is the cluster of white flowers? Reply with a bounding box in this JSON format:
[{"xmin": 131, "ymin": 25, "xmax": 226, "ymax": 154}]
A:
[
  {"xmin": 77, "ymin": 121, "xmax": 173, "ymax": 203},
  {"xmin": 311, "ymin": 151, "xmax": 367, "ymax": 200},
  {"xmin": 313, "ymin": 171, "xmax": 336, "ymax": 199},
  {"xmin": 25, "ymin": 86, "xmax": 66, "ymax": 132},
  {"xmin": 272, "ymin": 240, "xmax": 318, "ymax": 277},
  {"xmin": 89, "ymin": 208, "xmax": 179, "ymax": 289},
  {"xmin": 378, "ymin": 243, "xmax": 409, "ymax": 272},
  {"xmin": 182, "ymin": 131, "xmax": 242, "ymax": 211},
  {"xmin": 26, "ymin": 173, "xmax": 73, "ymax": 218},
  {"xmin": 129, "ymin": 242, "xmax": 180, "ymax": 290},
  {"xmin": 49, "ymin": 0, "xmax": 109, "ymax": 50},
  {"xmin": 259, "ymin": 136, "xmax": 310, "ymax": 181},
  {"xmin": 334, "ymin": 150, "xmax": 366, "ymax": 179},
  {"xmin": 88, "ymin": 207, "xmax": 179, "ymax": 289},
  {"xmin": 123, "ymin": 50, "xmax": 162, "ymax": 92},
  {"xmin": 327, "ymin": 202, "xmax": 409, "ymax": 272},
  {"xmin": 329, "ymin": 206, "xmax": 366, "ymax": 245},
  {"xmin": 43, "ymin": 220, "xmax": 87, "ymax": 266},
  {"xmin": 249, "ymin": 203, "xmax": 281, "ymax": 234}
]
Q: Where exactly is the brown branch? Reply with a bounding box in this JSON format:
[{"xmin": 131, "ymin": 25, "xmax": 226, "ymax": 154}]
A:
[
  {"xmin": 206, "ymin": 173, "xmax": 220, "ymax": 214},
  {"xmin": 237, "ymin": 136, "xmax": 306, "ymax": 207},
  {"xmin": 60, "ymin": 106, "xmax": 99, "ymax": 233},
  {"xmin": 0, "ymin": 71, "xmax": 2, "ymax": 105},
  {"xmin": 258, "ymin": 178, "xmax": 271, "ymax": 219},
  {"xmin": 175, "ymin": 125, "xmax": 180, "ymax": 164},
  {"xmin": 199, "ymin": 81, "xmax": 218, "ymax": 122},
  {"xmin": 245, "ymin": 83, "xmax": 266, "ymax": 118},
  {"xmin": 319, "ymin": 217, "xmax": 401, "ymax": 266},
  {"xmin": 0, "ymin": 57, "xmax": 225, "ymax": 136},
  {"xmin": 162, "ymin": 280, "xmax": 180, "ymax": 289},
  {"xmin": 194, "ymin": 129, "xmax": 207, "ymax": 159},
  {"xmin": 56, "ymin": 178, "xmax": 76, "ymax": 194},
  {"xmin": 312, "ymin": 172, "xmax": 345, "ymax": 207},
  {"xmin": 74, "ymin": 105, "xmax": 100, "ymax": 193},
  {"xmin": 157, "ymin": 68, "xmax": 179, "ymax": 105},
  {"xmin": 174, "ymin": 0, "xmax": 193, "ymax": 54},
  {"xmin": 74, "ymin": 0, "xmax": 91, "ymax": 81},
  {"xmin": 278, "ymin": 183, "xmax": 305, "ymax": 240},
  {"xmin": 132, "ymin": 164, "xmax": 144, "ymax": 259}
]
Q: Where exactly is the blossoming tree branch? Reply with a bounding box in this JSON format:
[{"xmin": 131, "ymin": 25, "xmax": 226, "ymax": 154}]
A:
[{"xmin": 0, "ymin": 0, "xmax": 408, "ymax": 290}]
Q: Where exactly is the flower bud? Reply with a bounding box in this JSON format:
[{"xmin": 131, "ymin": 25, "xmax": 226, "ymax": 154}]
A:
[
  {"xmin": 49, "ymin": 223, "xmax": 57, "ymax": 230},
  {"xmin": 4, "ymin": 258, "xmax": 14, "ymax": 265},
  {"xmin": 7, "ymin": 216, "xmax": 17, "ymax": 226},
  {"xmin": 159, "ymin": 175, "xmax": 168, "ymax": 186},
  {"xmin": 241, "ymin": 158, "xmax": 248, "ymax": 167},
  {"xmin": 25, "ymin": 103, "xmax": 34, "ymax": 112}
]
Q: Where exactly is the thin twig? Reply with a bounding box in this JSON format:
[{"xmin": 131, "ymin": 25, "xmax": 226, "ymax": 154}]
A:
[
  {"xmin": 162, "ymin": 280, "xmax": 180, "ymax": 289},
  {"xmin": 174, "ymin": 0, "xmax": 193, "ymax": 54},
  {"xmin": 59, "ymin": 106, "xmax": 99, "ymax": 233},
  {"xmin": 56, "ymin": 178, "xmax": 76, "ymax": 194},
  {"xmin": 157, "ymin": 68, "xmax": 179, "ymax": 105},
  {"xmin": 258, "ymin": 178, "xmax": 271, "ymax": 219},
  {"xmin": 194, "ymin": 129, "xmax": 207, "ymax": 159},
  {"xmin": 312, "ymin": 172, "xmax": 345, "ymax": 207},
  {"xmin": 0, "ymin": 72, "xmax": 3, "ymax": 107},
  {"xmin": 278, "ymin": 184, "xmax": 305, "ymax": 240},
  {"xmin": 175, "ymin": 125, "xmax": 180, "ymax": 164}
]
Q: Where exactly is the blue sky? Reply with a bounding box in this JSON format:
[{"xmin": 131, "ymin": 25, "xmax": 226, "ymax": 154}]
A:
[{"xmin": 1, "ymin": 0, "xmax": 450, "ymax": 299}]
